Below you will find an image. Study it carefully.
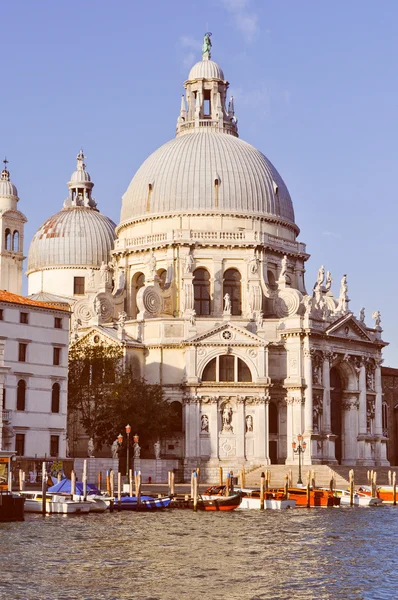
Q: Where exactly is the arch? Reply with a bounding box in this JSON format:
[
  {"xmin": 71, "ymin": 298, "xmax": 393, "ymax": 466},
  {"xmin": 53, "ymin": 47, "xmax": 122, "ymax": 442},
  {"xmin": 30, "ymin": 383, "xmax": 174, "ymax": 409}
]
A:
[
  {"xmin": 130, "ymin": 271, "xmax": 145, "ymax": 318},
  {"xmin": 12, "ymin": 230, "xmax": 19, "ymax": 252},
  {"xmin": 17, "ymin": 379, "xmax": 26, "ymax": 411},
  {"xmin": 51, "ymin": 382, "xmax": 60, "ymax": 413},
  {"xmin": 223, "ymin": 268, "xmax": 241, "ymax": 315},
  {"xmin": 193, "ymin": 268, "xmax": 210, "ymax": 316},
  {"xmin": 267, "ymin": 270, "xmax": 277, "ymax": 290},
  {"xmin": 330, "ymin": 367, "xmax": 343, "ymax": 464},
  {"xmin": 4, "ymin": 228, "xmax": 11, "ymax": 250},
  {"xmin": 201, "ymin": 355, "xmax": 252, "ymax": 383},
  {"xmin": 170, "ymin": 401, "xmax": 183, "ymax": 432}
]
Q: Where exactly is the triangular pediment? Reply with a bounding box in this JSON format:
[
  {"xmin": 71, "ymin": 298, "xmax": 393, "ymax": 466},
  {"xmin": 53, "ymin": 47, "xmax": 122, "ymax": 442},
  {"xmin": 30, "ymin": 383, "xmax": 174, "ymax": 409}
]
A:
[
  {"xmin": 185, "ymin": 321, "xmax": 266, "ymax": 347},
  {"xmin": 325, "ymin": 314, "xmax": 374, "ymax": 342},
  {"xmin": 71, "ymin": 325, "xmax": 144, "ymax": 349}
]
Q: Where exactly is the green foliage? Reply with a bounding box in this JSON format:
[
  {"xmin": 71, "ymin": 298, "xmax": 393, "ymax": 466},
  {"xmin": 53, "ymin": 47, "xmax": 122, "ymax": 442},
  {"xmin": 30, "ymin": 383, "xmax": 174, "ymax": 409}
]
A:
[{"xmin": 68, "ymin": 339, "xmax": 174, "ymax": 449}]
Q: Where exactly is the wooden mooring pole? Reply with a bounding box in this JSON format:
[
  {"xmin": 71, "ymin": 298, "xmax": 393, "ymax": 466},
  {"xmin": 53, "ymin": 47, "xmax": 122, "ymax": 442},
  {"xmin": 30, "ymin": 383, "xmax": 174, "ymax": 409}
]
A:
[
  {"xmin": 170, "ymin": 471, "xmax": 175, "ymax": 497},
  {"xmin": 260, "ymin": 472, "xmax": 265, "ymax": 511},
  {"xmin": 71, "ymin": 470, "xmax": 76, "ymax": 495},
  {"xmin": 349, "ymin": 469, "xmax": 354, "ymax": 507},
  {"xmin": 41, "ymin": 462, "xmax": 47, "ymax": 516},
  {"xmin": 98, "ymin": 471, "xmax": 102, "ymax": 492},
  {"xmin": 371, "ymin": 471, "xmax": 377, "ymax": 498},
  {"xmin": 306, "ymin": 472, "xmax": 311, "ymax": 508},
  {"xmin": 329, "ymin": 469, "xmax": 334, "ymax": 494},
  {"xmin": 117, "ymin": 472, "xmax": 121, "ymax": 508},
  {"xmin": 129, "ymin": 469, "xmax": 133, "ymax": 497},
  {"xmin": 82, "ymin": 459, "xmax": 87, "ymax": 501},
  {"xmin": 284, "ymin": 474, "xmax": 289, "ymax": 499},
  {"xmin": 110, "ymin": 469, "xmax": 114, "ymax": 498},
  {"xmin": 193, "ymin": 471, "xmax": 198, "ymax": 512},
  {"xmin": 219, "ymin": 467, "xmax": 223, "ymax": 487},
  {"xmin": 393, "ymin": 472, "xmax": 397, "ymax": 506}
]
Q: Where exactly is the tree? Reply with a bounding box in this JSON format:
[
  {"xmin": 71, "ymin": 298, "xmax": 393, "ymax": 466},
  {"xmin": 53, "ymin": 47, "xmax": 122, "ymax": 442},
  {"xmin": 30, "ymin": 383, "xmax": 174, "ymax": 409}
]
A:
[{"xmin": 68, "ymin": 339, "xmax": 174, "ymax": 452}]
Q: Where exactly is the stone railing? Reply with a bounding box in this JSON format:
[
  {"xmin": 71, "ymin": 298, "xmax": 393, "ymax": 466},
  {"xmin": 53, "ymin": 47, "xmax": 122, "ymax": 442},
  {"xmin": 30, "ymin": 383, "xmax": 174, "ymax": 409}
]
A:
[
  {"xmin": 1, "ymin": 410, "xmax": 10, "ymax": 422},
  {"xmin": 177, "ymin": 119, "xmax": 238, "ymax": 137}
]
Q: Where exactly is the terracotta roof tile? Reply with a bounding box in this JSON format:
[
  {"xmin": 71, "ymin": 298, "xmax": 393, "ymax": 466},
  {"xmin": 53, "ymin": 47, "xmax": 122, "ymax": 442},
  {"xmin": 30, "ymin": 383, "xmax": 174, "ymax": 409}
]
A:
[{"xmin": 0, "ymin": 290, "xmax": 70, "ymax": 313}]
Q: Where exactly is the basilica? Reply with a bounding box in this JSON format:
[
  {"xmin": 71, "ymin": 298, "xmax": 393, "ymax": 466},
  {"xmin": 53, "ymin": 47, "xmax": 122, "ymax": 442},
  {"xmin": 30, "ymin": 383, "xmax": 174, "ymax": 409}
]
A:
[{"xmin": 8, "ymin": 37, "xmax": 389, "ymax": 476}]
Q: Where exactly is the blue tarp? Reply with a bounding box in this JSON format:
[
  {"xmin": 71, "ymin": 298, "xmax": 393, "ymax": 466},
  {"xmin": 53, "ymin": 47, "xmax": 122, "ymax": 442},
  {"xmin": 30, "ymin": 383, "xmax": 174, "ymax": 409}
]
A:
[{"xmin": 48, "ymin": 479, "xmax": 101, "ymax": 495}]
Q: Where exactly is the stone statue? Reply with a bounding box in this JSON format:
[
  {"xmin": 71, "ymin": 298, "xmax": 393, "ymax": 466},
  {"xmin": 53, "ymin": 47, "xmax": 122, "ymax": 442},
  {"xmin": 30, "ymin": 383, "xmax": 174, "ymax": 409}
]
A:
[
  {"xmin": 249, "ymin": 256, "xmax": 259, "ymax": 275},
  {"xmin": 133, "ymin": 442, "xmax": 141, "ymax": 459},
  {"xmin": 245, "ymin": 414, "xmax": 253, "ymax": 432},
  {"xmin": 72, "ymin": 318, "xmax": 81, "ymax": 340},
  {"xmin": 87, "ymin": 268, "xmax": 95, "ymax": 288},
  {"xmin": 111, "ymin": 439, "xmax": 119, "ymax": 459},
  {"xmin": 118, "ymin": 311, "xmax": 127, "ymax": 330},
  {"xmin": 223, "ymin": 293, "xmax": 231, "ymax": 314},
  {"xmin": 325, "ymin": 271, "xmax": 333, "ymax": 292},
  {"xmin": 201, "ymin": 414, "xmax": 209, "ymax": 432},
  {"xmin": 94, "ymin": 297, "xmax": 102, "ymax": 316},
  {"xmin": 336, "ymin": 274, "xmax": 349, "ymax": 313},
  {"xmin": 256, "ymin": 311, "xmax": 264, "ymax": 328},
  {"xmin": 280, "ymin": 255, "xmax": 288, "ymax": 278},
  {"xmin": 359, "ymin": 307, "xmax": 365, "ymax": 323},
  {"xmin": 303, "ymin": 295, "xmax": 312, "ymax": 316},
  {"xmin": 100, "ymin": 261, "xmax": 110, "ymax": 285},
  {"xmin": 65, "ymin": 436, "xmax": 70, "ymax": 458},
  {"xmin": 202, "ymin": 32, "xmax": 212, "ymax": 58},
  {"xmin": 372, "ymin": 311, "xmax": 381, "ymax": 328},
  {"xmin": 147, "ymin": 252, "xmax": 157, "ymax": 277},
  {"xmin": 87, "ymin": 438, "xmax": 94, "ymax": 458},
  {"xmin": 222, "ymin": 405, "xmax": 233, "ymax": 432},
  {"xmin": 154, "ymin": 440, "xmax": 161, "ymax": 460},
  {"xmin": 314, "ymin": 265, "xmax": 325, "ymax": 290},
  {"xmin": 118, "ymin": 269, "xmax": 125, "ymax": 291},
  {"xmin": 184, "ymin": 252, "xmax": 194, "ymax": 274},
  {"xmin": 189, "ymin": 310, "xmax": 196, "ymax": 326}
]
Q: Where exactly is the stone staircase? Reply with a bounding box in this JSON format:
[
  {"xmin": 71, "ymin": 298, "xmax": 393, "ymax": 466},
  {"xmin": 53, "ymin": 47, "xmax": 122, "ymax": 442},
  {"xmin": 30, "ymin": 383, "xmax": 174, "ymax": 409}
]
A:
[{"xmin": 243, "ymin": 464, "xmax": 397, "ymax": 488}]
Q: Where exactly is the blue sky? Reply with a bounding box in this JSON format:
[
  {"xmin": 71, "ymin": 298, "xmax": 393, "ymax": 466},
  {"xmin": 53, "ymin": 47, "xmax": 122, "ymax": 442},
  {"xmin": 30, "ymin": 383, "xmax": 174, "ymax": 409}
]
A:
[{"xmin": 2, "ymin": 1, "xmax": 398, "ymax": 364}]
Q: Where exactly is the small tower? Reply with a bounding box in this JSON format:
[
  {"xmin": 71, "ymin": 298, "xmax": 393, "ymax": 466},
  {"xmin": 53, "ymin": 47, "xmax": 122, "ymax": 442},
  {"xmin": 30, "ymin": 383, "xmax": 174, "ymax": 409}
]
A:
[
  {"xmin": 63, "ymin": 149, "xmax": 97, "ymax": 210},
  {"xmin": 0, "ymin": 159, "xmax": 27, "ymax": 294}
]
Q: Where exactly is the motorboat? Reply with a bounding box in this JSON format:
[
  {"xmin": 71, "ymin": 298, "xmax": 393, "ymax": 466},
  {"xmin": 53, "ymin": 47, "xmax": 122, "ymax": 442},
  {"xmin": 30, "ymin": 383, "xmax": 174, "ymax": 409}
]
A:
[
  {"xmin": 358, "ymin": 485, "xmax": 396, "ymax": 504},
  {"xmin": 48, "ymin": 479, "xmax": 113, "ymax": 511},
  {"xmin": 274, "ymin": 487, "xmax": 340, "ymax": 507},
  {"xmin": 115, "ymin": 494, "xmax": 172, "ymax": 511},
  {"xmin": 202, "ymin": 485, "xmax": 295, "ymax": 510},
  {"xmin": 320, "ymin": 488, "xmax": 382, "ymax": 506},
  {"xmin": 72, "ymin": 494, "xmax": 108, "ymax": 513},
  {"xmin": 19, "ymin": 492, "xmax": 90, "ymax": 514}
]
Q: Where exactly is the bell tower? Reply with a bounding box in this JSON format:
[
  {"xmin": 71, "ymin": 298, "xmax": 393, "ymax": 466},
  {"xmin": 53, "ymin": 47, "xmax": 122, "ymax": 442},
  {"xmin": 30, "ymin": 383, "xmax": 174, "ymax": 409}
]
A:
[{"xmin": 0, "ymin": 159, "xmax": 27, "ymax": 294}]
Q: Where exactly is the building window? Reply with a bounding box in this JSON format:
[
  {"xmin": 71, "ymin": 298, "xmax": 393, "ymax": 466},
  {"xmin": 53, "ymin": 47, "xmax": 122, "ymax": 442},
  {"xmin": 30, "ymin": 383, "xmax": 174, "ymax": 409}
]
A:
[
  {"xmin": 73, "ymin": 277, "xmax": 85, "ymax": 295},
  {"xmin": 269, "ymin": 402, "xmax": 278, "ymax": 434},
  {"xmin": 54, "ymin": 317, "xmax": 62, "ymax": 329},
  {"xmin": 16, "ymin": 380, "xmax": 26, "ymax": 411},
  {"xmin": 50, "ymin": 435, "xmax": 59, "ymax": 457},
  {"xmin": 223, "ymin": 268, "xmax": 241, "ymax": 315},
  {"xmin": 0, "ymin": 309, "xmax": 3, "ymax": 320},
  {"xmin": 2, "ymin": 387, "xmax": 5, "ymax": 409},
  {"xmin": 15, "ymin": 434, "xmax": 25, "ymax": 456},
  {"xmin": 53, "ymin": 347, "xmax": 61, "ymax": 366},
  {"xmin": 51, "ymin": 383, "xmax": 60, "ymax": 413},
  {"xmin": 4, "ymin": 228, "xmax": 11, "ymax": 250},
  {"xmin": 20, "ymin": 312, "xmax": 28, "ymax": 324},
  {"xmin": 12, "ymin": 230, "xmax": 19, "ymax": 252},
  {"xmin": 193, "ymin": 268, "xmax": 210, "ymax": 316},
  {"xmin": 201, "ymin": 356, "xmax": 252, "ymax": 382},
  {"xmin": 18, "ymin": 343, "xmax": 27, "ymax": 362}
]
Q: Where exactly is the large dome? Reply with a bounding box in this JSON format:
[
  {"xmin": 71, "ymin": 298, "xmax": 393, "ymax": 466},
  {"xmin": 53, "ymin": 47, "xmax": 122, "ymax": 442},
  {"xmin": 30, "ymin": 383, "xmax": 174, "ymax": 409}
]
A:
[
  {"xmin": 27, "ymin": 207, "xmax": 116, "ymax": 273},
  {"xmin": 120, "ymin": 131, "xmax": 295, "ymax": 226}
]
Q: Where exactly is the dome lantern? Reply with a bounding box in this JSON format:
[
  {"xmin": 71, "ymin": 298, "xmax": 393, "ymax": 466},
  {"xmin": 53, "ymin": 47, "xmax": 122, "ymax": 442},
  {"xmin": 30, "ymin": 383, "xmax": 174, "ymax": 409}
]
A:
[
  {"xmin": 0, "ymin": 157, "xmax": 19, "ymax": 204},
  {"xmin": 64, "ymin": 149, "xmax": 97, "ymax": 210},
  {"xmin": 176, "ymin": 34, "xmax": 238, "ymax": 138}
]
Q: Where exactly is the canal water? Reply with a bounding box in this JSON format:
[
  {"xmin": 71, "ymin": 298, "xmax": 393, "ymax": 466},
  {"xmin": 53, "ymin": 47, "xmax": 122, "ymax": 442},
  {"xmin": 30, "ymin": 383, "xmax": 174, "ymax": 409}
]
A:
[{"xmin": 1, "ymin": 507, "xmax": 397, "ymax": 600}]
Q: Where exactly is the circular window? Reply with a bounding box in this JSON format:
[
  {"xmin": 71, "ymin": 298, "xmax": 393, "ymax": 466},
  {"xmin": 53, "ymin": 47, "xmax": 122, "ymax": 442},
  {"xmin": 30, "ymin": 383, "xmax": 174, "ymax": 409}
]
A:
[
  {"xmin": 93, "ymin": 335, "xmax": 100, "ymax": 344},
  {"xmin": 222, "ymin": 331, "xmax": 232, "ymax": 340}
]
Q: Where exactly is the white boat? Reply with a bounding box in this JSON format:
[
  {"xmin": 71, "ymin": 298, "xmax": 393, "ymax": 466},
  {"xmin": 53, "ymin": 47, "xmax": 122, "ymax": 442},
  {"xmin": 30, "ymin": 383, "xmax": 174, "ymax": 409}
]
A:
[
  {"xmin": 321, "ymin": 488, "xmax": 382, "ymax": 507},
  {"xmin": 72, "ymin": 494, "xmax": 108, "ymax": 513},
  {"xmin": 237, "ymin": 488, "xmax": 296, "ymax": 510},
  {"xmin": 19, "ymin": 492, "xmax": 90, "ymax": 514}
]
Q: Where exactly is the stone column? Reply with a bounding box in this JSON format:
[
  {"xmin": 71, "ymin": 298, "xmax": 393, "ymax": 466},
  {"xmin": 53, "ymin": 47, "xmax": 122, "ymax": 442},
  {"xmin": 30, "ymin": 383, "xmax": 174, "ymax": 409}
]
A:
[
  {"xmin": 285, "ymin": 395, "xmax": 304, "ymax": 464},
  {"xmin": 341, "ymin": 395, "xmax": 359, "ymax": 465},
  {"xmin": 303, "ymin": 346, "xmax": 313, "ymax": 435},
  {"xmin": 255, "ymin": 398, "xmax": 268, "ymax": 461},
  {"xmin": 322, "ymin": 352, "xmax": 332, "ymax": 433},
  {"xmin": 212, "ymin": 259, "xmax": 223, "ymax": 315},
  {"xmin": 374, "ymin": 362, "xmax": 383, "ymax": 436},
  {"xmin": 358, "ymin": 360, "xmax": 367, "ymax": 435},
  {"xmin": 208, "ymin": 397, "xmax": 219, "ymax": 459}
]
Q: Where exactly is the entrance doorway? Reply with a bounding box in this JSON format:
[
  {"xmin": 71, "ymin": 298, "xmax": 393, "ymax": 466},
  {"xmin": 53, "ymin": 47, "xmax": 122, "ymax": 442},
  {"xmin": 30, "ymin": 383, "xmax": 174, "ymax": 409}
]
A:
[
  {"xmin": 330, "ymin": 368, "xmax": 343, "ymax": 464},
  {"xmin": 269, "ymin": 440, "xmax": 277, "ymax": 464}
]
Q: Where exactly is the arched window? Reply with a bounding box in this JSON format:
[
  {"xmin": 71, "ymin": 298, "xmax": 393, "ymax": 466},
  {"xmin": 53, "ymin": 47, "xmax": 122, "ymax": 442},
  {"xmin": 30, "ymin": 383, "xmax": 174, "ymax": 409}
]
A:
[
  {"xmin": 223, "ymin": 268, "xmax": 241, "ymax": 315},
  {"xmin": 170, "ymin": 401, "xmax": 183, "ymax": 432},
  {"xmin": 269, "ymin": 402, "xmax": 278, "ymax": 434},
  {"xmin": 4, "ymin": 229, "xmax": 11, "ymax": 250},
  {"xmin": 131, "ymin": 272, "xmax": 145, "ymax": 317},
  {"xmin": 201, "ymin": 356, "xmax": 252, "ymax": 382},
  {"xmin": 193, "ymin": 268, "xmax": 210, "ymax": 316},
  {"xmin": 12, "ymin": 230, "xmax": 19, "ymax": 252},
  {"xmin": 51, "ymin": 383, "xmax": 60, "ymax": 413},
  {"xmin": 382, "ymin": 402, "xmax": 388, "ymax": 435},
  {"xmin": 17, "ymin": 380, "xmax": 26, "ymax": 411},
  {"xmin": 267, "ymin": 270, "xmax": 277, "ymax": 290},
  {"xmin": 157, "ymin": 269, "xmax": 167, "ymax": 290}
]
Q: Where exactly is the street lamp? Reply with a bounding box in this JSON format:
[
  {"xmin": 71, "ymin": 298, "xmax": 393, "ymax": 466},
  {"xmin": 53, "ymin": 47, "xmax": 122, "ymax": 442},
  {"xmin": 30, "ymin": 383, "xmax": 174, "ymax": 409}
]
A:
[
  {"xmin": 125, "ymin": 424, "xmax": 131, "ymax": 477},
  {"xmin": 292, "ymin": 434, "xmax": 307, "ymax": 486}
]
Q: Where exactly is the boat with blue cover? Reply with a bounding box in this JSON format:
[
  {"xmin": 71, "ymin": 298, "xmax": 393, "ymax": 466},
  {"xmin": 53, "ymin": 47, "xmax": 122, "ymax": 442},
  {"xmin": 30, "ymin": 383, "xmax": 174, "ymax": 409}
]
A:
[{"xmin": 115, "ymin": 494, "xmax": 172, "ymax": 511}]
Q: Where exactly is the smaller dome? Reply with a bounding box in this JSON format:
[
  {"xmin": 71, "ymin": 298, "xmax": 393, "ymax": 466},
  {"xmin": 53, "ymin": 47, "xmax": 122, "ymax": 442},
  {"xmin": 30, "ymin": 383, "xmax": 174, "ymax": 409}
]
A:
[
  {"xmin": 188, "ymin": 59, "xmax": 224, "ymax": 81},
  {"xmin": 0, "ymin": 178, "xmax": 17, "ymax": 197},
  {"xmin": 70, "ymin": 169, "xmax": 91, "ymax": 183}
]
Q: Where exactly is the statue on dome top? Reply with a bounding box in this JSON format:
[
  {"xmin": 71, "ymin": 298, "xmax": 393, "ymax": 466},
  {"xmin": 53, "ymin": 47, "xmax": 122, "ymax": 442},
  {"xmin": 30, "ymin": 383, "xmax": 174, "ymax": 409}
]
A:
[
  {"xmin": 202, "ymin": 32, "xmax": 212, "ymax": 59},
  {"xmin": 76, "ymin": 149, "xmax": 86, "ymax": 170}
]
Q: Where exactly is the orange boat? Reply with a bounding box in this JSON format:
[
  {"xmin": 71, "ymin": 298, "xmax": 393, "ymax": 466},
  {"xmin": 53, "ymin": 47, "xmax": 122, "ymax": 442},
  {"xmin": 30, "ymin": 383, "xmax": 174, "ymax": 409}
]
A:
[{"xmin": 272, "ymin": 487, "xmax": 340, "ymax": 507}]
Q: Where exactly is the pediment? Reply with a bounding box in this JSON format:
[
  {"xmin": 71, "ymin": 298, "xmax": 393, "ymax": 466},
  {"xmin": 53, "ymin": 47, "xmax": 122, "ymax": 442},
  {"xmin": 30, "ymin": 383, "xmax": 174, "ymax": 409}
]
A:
[
  {"xmin": 185, "ymin": 321, "xmax": 266, "ymax": 347},
  {"xmin": 0, "ymin": 208, "xmax": 27, "ymax": 222},
  {"xmin": 325, "ymin": 314, "xmax": 373, "ymax": 342},
  {"xmin": 71, "ymin": 325, "xmax": 144, "ymax": 349}
]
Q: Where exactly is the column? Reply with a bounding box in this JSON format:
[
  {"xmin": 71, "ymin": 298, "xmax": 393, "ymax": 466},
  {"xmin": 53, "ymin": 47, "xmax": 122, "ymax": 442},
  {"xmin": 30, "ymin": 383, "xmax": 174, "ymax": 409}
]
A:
[
  {"xmin": 303, "ymin": 346, "xmax": 313, "ymax": 435},
  {"xmin": 212, "ymin": 259, "xmax": 223, "ymax": 315},
  {"xmin": 256, "ymin": 399, "xmax": 267, "ymax": 460},
  {"xmin": 209, "ymin": 398, "xmax": 219, "ymax": 459},
  {"xmin": 235, "ymin": 397, "xmax": 245, "ymax": 459},
  {"xmin": 341, "ymin": 395, "xmax": 359, "ymax": 465},
  {"xmin": 358, "ymin": 360, "xmax": 367, "ymax": 435},
  {"xmin": 374, "ymin": 362, "xmax": 383, "ymax": 436},
  {"xmin": 322, "ymin": 352, "xmax": 331, "ymax": 433}
]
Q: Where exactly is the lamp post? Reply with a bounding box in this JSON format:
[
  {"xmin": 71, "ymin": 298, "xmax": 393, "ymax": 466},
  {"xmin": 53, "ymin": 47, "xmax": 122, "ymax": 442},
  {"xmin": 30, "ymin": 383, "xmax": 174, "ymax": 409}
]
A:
[
  {"xmin": 292, "ymin": 434, "xmax": 307, "ymax": 486},
  {"xmin": 125, "ymin": 424, "xmax": 131, "ymax": 478}
]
